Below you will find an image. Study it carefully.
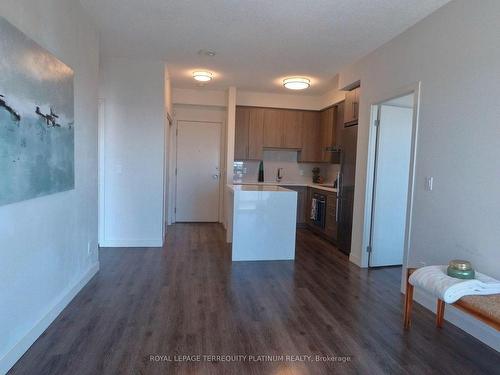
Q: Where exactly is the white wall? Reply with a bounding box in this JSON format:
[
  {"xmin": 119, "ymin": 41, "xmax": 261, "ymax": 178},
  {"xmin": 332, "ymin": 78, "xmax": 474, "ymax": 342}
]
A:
[
  {"xmin": 173, "ymin": 87, "xmax": 227, "ymax": 107},
  {"xmin": 337, "ymin": 0, "xmax": 500, "ymax": 348},
  {"xmin": 173, "ymin": 86, "xmax": 346, "ymax": 111},
  {"xmin": 99, "ymin": 58, "xmax": 165, "ymax": 247},
  {"xmin": 318, "ymin": 77, "xmax": 346, "ymax": 109},
  {"xmin": 164, "ymin": 67, "xmax": 173, "ymax": 118},
  {"xmin": 237, "ymin": 90, "xmax": 321, "ymax": 110},
  {"xmin": 0, "ymin": 1, "xmax": 100, "ymax": 372}
]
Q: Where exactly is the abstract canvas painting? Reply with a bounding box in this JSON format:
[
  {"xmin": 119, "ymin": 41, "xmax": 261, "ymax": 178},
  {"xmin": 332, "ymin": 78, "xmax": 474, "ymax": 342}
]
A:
[{"xmin": 0, "ymin": 17, "xmax": 74, "ymax": 206}]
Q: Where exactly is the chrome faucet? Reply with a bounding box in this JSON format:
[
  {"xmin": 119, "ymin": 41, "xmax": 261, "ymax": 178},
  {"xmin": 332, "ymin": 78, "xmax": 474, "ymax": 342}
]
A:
[{"xmin": 276, "ymin": 168, "xmax": 284, "ymax": 182}]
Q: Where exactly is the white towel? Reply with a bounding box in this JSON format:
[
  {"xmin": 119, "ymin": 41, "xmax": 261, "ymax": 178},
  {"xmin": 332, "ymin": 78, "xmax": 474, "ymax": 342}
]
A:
[
  {"xmin": 409, "ymin": 265, "xmax": 500, "ymax": 304},
  {"xmin": 310, "ymin": 198, "xmax": 317, "ymax": 220}
]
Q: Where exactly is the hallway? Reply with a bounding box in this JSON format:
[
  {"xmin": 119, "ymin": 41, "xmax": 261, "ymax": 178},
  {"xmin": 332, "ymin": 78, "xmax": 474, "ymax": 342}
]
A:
[{"xmin": 10, "ymin": 224, "xmax": 499, "ymax": 374}]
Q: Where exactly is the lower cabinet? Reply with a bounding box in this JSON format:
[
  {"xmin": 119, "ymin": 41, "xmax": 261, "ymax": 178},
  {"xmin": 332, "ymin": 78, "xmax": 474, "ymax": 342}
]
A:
[{"xmin": 277, "ymin": 186, "xmax": 338, "ymax": 238}]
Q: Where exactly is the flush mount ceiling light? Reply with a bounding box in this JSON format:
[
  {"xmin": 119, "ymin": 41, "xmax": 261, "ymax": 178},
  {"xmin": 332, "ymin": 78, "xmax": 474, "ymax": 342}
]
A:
[
  {"xmin": 192, "ymin": 71, "xmax": 213, "ymax": 82},
  {"xmin": 283, "ymin": 77, "xmax": 310, "ymax": 90}
]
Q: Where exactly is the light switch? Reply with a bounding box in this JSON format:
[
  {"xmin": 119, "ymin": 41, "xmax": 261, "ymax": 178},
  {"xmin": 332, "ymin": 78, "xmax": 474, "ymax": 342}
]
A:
[{"xmin": 425, "ymin": 176, "xmax": 434, "ymax": 191}]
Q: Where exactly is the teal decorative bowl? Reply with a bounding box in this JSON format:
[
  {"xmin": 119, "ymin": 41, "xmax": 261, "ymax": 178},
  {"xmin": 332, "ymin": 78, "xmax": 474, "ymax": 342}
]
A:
[{"xmin": 447, "ymin": 266, "xmax": 475, "ymax": 279}]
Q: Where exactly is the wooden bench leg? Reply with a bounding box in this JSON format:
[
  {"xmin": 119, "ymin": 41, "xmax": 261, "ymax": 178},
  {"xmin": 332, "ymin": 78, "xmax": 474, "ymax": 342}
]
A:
[
  {"xmin": 404, "ymin": 268, "xmax": 415, "ymax": 330},
  {"xmin": 436, "ymin": 299, "xmax": 446, "ymax": 328}
]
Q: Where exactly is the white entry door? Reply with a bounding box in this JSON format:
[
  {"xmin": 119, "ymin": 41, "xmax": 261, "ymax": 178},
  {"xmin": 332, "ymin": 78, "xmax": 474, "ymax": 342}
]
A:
[
  {"xmin": 175, "ymin": 121, "xmax": 221, "ymax": 222},
  {"xmin": 370, "ymin": 105, "xmax": 413, "ymax": 267}
]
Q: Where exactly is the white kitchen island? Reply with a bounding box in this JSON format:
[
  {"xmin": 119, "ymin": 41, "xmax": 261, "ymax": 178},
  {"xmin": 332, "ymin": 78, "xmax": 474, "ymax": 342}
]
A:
[{"xmin": 227, "ymin": 184, "xmax": 297, "ymax": 261}]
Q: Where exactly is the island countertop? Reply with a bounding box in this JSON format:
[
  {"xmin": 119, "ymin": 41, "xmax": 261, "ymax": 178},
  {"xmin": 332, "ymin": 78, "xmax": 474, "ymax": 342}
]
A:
[
  {"xmin": 232, "ymin": 181, "xmax": 338, "ymax": 193},
  {"xmin": 227, "ymin": 184, "xmax": 295, "ymax": 193}
]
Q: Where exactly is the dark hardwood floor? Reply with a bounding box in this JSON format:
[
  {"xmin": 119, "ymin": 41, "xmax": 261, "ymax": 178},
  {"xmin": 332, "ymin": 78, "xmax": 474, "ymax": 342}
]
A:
[{"xmin": 9, "ymin": 224, "xmax": 499, "ymax": 375}]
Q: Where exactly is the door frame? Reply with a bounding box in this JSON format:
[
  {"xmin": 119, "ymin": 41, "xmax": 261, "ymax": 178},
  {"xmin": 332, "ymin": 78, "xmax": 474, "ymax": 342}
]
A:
[
  {"xmin": 173, "ymin": 120, "xmax": 224, "ymax": 223},
  {"xmin": 162, "ymin": 112, "xmax": 173, "ymax": 241},
  {"xmin": 98, "ymin": 98, "xmax": 106, "ymax": 246},
  {"xmin": 362, "ymin": 82, "xmax": 421, "ymax": 290}
]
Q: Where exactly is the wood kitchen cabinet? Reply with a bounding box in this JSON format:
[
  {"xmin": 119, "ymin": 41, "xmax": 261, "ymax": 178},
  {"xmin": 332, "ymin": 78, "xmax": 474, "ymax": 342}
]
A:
[
  {"xmin": 320, "ymin": 107, "xmax": 337, "ymax": 162},
  {"xmin": 263, "ymin": 108, "xmax": 283, "ymax": 148},
  {"xmin": 282, "ymin": 110, "xmax": 303, "ymax": 149},
  {"xmin": 331, "ymin": 101, "xmax": 344, "ymax": 164},
  {"xmin": 235, "ymin": 106, "xmax": 264, "ymax": 160},
  {"xmin": 336, "ymin": 101, "xmax": 344, "ymax": 139},
  {"xmin": 300, "ymin": 108, "xmax": 337, "ymax": 164},
  {"xmin": 263, "ymin": 108, "xmax": 303, "ymax": 149},
  {"xmin": 235, "ymin": 106, "xmax": 250, "ymax": 160},
  {"xmin": 299, "ymin": 111, "xmax": 322, "ymax": 162},
  {"xmin": 344, "ymin": 86, "xmax": 360, "ymax": 126},
  {"xmin": 248, "ymin": 107, "xmax": 264, "ymax": 159},
  {"xmin": 235, "ymin": 105, "xmax": 342, "ymax": 163}
]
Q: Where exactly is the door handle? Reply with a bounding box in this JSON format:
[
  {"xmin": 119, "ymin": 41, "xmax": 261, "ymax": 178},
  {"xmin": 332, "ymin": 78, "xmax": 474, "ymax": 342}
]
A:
[{"xmin": 212, "ymin": 174, "xmax": 219, "ymax": 180}]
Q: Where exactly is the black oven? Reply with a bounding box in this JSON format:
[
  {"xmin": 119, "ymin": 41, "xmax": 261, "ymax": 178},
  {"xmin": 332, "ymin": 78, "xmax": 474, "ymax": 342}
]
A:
[{"xmin": 311, "ymin": 193, "xmax": 326, "ymax": 228}]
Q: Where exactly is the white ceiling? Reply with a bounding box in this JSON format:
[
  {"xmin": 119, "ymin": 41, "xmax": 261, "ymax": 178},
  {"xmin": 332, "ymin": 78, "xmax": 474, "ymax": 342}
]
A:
[{"xmin": 80, "ymin": 0, "xmax": 450, "ymax": 95}]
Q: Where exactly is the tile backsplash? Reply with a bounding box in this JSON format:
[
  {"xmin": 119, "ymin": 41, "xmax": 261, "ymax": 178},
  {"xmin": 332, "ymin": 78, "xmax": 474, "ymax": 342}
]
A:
[{"xmin": 234, "ymin": 150, "xmax": 339, "ymax": 184}]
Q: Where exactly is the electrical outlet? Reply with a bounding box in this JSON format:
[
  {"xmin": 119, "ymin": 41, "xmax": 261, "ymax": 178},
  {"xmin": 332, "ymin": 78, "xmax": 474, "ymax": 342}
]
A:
[
  {"xmin": 425, "ymin": 176, "xmax": 434, "ymax": 191},
  {"xmin": 87, "ymin": 241, "xmax": 98, "ymax": 256},
  {"xmin": 299, "ymin": 169, "xmax": 304, "ymax": 176}
]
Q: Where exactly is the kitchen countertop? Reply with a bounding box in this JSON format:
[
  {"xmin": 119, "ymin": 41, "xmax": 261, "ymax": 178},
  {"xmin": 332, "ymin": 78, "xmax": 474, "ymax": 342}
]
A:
[
  {"xmin": 228, "ymin": 184, "xmax": 294, "ymax": 192},
  {"xmin": 233, "ymin": 181, "xmax": 338, "ymax": 193}
]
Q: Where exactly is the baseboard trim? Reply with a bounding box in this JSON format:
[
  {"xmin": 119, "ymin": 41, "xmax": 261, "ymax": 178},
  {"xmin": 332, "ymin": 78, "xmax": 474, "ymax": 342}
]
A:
[
  {"xmin": 0, "ymin": 263, "xmax": 100, "ymax": 374},
  {"xmin": 349, "ymin": 253, "xmax": 362, "ymax": 267},
  {"xmin": 413, "ymin": 289, "xmax": 500, "ymax": 352},
  {"xmin": 99, "ymin": 239, "xmax": 163, "ymax": 247}
]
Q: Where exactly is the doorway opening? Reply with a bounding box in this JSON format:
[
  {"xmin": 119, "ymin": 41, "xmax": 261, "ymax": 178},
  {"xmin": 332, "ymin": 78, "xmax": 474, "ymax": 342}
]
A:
[
  {"xmin": 367, "ymin": 89, "xmax": 419, "ymax": 270},
  {"xmin": 175, "ymin": 120, "xmax": 222, "ymax": 222}
]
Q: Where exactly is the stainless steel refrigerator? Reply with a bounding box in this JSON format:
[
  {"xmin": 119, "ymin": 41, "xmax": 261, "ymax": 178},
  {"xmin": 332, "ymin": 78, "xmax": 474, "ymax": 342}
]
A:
[{"xmin": 335, "ymin": 104, "xmax": 358, "ymax": 255}]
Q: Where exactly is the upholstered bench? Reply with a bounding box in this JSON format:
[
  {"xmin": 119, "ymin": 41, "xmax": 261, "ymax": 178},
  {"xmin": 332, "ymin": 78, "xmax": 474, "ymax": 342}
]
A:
[{"xmin": 404, "ymin": 268, "xmax": 500, "ymax": 331}]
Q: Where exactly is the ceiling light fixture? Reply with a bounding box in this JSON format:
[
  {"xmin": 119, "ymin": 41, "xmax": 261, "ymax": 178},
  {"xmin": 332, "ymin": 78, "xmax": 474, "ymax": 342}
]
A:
[
  {"xmin": 192, "ymin": 71, "xmax": 213, "ymax": 82},
  {"xmin": 283, "ymin": 77, "xmax": 310, "ymax": 90}
]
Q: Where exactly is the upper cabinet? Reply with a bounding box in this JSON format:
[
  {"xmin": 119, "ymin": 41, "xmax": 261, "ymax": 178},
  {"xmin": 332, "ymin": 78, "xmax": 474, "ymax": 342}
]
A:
[
  {"xmin": 263, "ymin": 108, "xmax": 303, "ymax": 149},
  {"xmin": 263, "ymin": 109, "xmax": 283, "ymax": 148},
  {"xmin": 234, "ymin": 105, "xmax": 341, "ymax": 163},
  {"xmin": 235, "ymin": 106, "xmax": 250, "ymax": 160},
  {"xmin": 248, "ymin": 107, "xmax": 264, "ymax": 160},
  {"xmin": 299, "ymin": 111, "xmax": 321, "ymax": 163},
  {"xmin": 344, "ymin": 86, "xmax": 360, "ymax": 126},
  {"xmin": 281, "ymin": 110, "xmax": 303, "ymax": 149},
  {"xmin": 320, "ymin": 107, "xmax": 336, "ymax": 162},
  {"xmin": 235, "ymin": 106, "xmax": 264, "ymax": 160}
]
